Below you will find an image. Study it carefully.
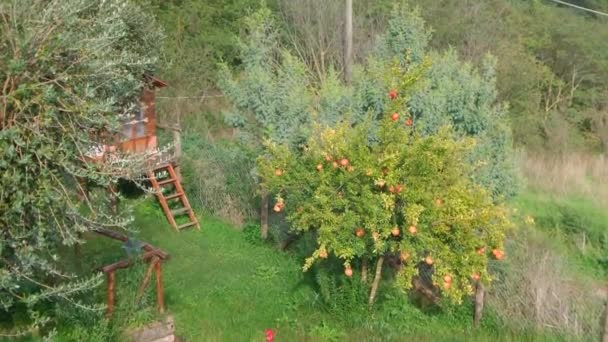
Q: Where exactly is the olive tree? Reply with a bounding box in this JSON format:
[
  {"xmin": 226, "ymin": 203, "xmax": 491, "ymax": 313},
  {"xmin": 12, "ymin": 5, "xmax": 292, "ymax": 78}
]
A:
[{"xmin": 0, "ymin": 0, "xmax": 162, "ymax": 334}]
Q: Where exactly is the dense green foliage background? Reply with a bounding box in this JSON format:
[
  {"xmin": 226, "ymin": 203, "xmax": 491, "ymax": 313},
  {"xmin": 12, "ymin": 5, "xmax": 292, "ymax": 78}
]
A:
[{"xmin": 1, "ymin": 0, "xmax": 607, "ymax": 340}]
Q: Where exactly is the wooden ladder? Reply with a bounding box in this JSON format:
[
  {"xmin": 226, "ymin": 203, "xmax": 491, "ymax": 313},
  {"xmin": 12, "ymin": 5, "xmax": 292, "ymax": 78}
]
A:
[{"xmin": 147, "ymin": 164, "xmax": 200, "ymax": 231}]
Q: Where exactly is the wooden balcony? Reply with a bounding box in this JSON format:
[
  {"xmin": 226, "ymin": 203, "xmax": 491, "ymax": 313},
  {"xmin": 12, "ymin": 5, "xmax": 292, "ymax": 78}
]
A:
[{"xmin": 85, "ymin": 136, "xmax": 176, "ymax": 179}]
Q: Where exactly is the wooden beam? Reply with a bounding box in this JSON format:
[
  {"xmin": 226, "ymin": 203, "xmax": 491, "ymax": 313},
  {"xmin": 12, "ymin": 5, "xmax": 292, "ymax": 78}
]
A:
[
  {"xmin": 99, "ymin": 250, "xmax": 165, "ymax": 273},
  {"xmin": 92, "ymin": 228, "xmax": 169, "ymax": 259}
]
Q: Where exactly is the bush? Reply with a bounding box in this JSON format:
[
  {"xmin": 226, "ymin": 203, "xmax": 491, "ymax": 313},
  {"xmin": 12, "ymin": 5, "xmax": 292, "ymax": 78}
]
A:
[{"xmin": 180, "ymin": 134, "xmax": 258, "ymax": 226}]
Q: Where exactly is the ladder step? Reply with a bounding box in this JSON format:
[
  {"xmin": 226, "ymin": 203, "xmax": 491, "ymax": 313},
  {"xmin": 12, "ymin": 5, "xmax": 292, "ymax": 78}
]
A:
[
  {"xmin": 165, "ymin": 192, "xmax": 183, "ymax": 200},
  {"xmin": 158, "ymin": 178, "xmax": 176, "ymax": 186},
  {"xmin": 177, "ymin": 221, "xmax": 198, "ymax": 230},
  {"xmin": 154, "ymin": 163, "xmax": 173, "ymax": 171},
  {"xmin": 171, "ymin": 207, "xmax": 190, "ymax": 216}
]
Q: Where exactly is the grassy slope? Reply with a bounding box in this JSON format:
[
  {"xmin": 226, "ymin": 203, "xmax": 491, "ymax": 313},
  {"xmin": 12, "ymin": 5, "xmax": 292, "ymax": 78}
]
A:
[
  {"xmin": 52, "ymin": 195, "xmax": 591, "ymax": 341},
  {"xmin": 133, "ymin": 202, "xmax": 320, "ymax": 341},
  {"xmin": 68, "ymin": 200, "xmax": 561, "ymax": 342}
]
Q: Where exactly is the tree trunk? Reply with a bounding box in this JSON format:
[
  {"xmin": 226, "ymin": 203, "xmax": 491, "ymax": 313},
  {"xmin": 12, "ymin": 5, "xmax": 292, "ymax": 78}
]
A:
[
  {"xmin": 474, "ymin": 281, "xmax": 485, "ymax": 327},
  {"xmin": 361, "ymin": 258, "xmax": 368, "ymax": 283},
  {"xmin": 343, "ymin": 0, "xmax": 353, "ymax": 84},
  {"xmin": 368, "ymin": 256, "xmax": 384, "ymax": 305},
  {"xmin": 260, "ymin": 192, "xmax": 269, "ymax": 239}
]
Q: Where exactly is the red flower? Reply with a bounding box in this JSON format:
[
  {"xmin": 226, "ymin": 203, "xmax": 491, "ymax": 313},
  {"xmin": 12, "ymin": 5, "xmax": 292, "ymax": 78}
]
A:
[
  {"xmin": 405, "ymin": 118, "xmax": 413, "ymax": 127},
  {"xmin": 265, "ymin": 329, "xmax": 275, "ymax": 342}
]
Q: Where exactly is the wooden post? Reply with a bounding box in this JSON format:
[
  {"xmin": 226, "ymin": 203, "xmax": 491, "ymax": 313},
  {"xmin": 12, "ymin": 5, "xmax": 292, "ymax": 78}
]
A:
[
  {"xmin": 260, "ymin": 192, "xmax": 269, "ymax": 239},
  {"xmin": 155, "ymin": 261, "xmax": 165, "ymax": 314},
  {"xmin": 343, "ymin": 0, "xmax": 353, "ymax": 84},
  {"xmin": 474, "ymin": 281, "xmax": 485, "ymax": 327},
  {"xmin": 107, "ymin": 271, "xmax": 115, "ymax": 318},
  {"xmin": 173, "ymin": 114, "xmax": 182, "ymax": 182}
]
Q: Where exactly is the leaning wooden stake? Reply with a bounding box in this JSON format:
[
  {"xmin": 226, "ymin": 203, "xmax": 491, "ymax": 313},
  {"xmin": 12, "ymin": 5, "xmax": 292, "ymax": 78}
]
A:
[
  {"xmin": 136, "ymin": 257, "xmax": 160, "ymax": 301},
  {"xmin": 155, "ymin": 261, "xmax": 165, "ymax": 314},
  {"xmin": 474, "ymin": 281, "xmax": 485, "ymax": 327},
  {"xmin": 368, "ymin": 256, "xmax": 385, "ymax": 305}
]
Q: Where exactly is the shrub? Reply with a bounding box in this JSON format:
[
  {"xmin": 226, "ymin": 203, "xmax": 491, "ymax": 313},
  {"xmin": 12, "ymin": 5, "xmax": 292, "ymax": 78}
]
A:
[{"xmin": 180, "ymin": 134, "xmax": 258, "ymax": 225}]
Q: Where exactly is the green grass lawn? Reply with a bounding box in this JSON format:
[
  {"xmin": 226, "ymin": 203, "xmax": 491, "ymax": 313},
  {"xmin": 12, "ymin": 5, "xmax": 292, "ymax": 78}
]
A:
[{"xmin": 52, "ymin": 198, "xmax": 584, "ymax": 341}]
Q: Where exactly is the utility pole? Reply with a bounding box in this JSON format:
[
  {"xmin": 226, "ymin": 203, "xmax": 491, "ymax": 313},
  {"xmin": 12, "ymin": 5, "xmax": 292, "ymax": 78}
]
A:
[{"xmin": 344, "ymin": 0, "xmax": 353, "ymax": 84}]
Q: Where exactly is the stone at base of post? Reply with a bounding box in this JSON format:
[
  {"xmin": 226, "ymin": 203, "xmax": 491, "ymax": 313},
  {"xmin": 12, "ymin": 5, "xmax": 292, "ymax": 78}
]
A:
[{"xmin": 474, "ymin": 281, "xmax": 485, "ymax": 327}]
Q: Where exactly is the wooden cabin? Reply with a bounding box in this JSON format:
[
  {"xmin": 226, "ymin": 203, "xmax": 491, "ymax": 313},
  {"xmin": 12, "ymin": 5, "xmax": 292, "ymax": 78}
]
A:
[
  {"xmin": 119, "ymin": 75, "xmax": 167, "ymax": 154},
  {"xmin": 87, "ymin": 75, "xmax": 200, "ymax": 232}
]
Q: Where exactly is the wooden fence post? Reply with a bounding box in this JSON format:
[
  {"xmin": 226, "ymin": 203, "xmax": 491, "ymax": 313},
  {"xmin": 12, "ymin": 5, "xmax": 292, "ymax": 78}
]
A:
[
  {"xmin": 155, "ymin": 261, "xmax": 165, "ymax": 314},
  {"xmin": 172, "ymin": 122, "xmax": 182, "ymax": 182},
  {"xmin": 474, "ymin": 281, "xmax": 485, "ymax": 327},
  {"xmin": 107, "ymin": 271, "xmax": 115, "ymax": 318},
  {"xmin": 343, "ymin": 0, "xmax": 353, "ymax": 84}
]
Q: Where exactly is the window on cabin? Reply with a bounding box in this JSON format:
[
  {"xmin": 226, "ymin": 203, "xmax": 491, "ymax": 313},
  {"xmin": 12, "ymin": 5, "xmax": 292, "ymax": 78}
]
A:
[
  {"xmin": 121, "ymin": 106, "xmax": 146, "ymax": 139},
  {"xmin": 135, "ymin": 107, "xmax": 145, "ymax": 137}
]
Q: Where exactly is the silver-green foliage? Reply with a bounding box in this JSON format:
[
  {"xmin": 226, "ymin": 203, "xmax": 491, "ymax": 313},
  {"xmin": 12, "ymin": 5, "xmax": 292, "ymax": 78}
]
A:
[
  {"xmin": 0, "ymin": 0, "xmax": 161, "ymax": 333},
  {"xmin": 408, "ymin": 51, "xmax": 518, "ymax": 199},
  {"xmin": 218, "ymin": 7, "xmax": 312, "ymax": 148},
  {"xmin": 374, "ymin": 10, "xmax": 518, "ymax": 199}
]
